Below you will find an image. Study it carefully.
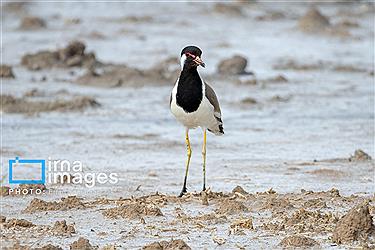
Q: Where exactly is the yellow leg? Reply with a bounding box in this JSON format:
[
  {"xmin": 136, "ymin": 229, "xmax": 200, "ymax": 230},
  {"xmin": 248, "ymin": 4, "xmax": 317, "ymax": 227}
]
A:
[
  {"xmin": 202, "ymin": 129, "xmax": 207, "ymax": 191},
  {"xmin": 179, "ymin": 129, "xmax": 191, "ymax": 197}
]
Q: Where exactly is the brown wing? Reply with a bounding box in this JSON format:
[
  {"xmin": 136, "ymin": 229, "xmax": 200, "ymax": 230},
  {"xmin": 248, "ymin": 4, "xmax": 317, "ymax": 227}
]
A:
[{"xmin": 205, "ymin": 82, "xmax": 221, "ymax": 118}]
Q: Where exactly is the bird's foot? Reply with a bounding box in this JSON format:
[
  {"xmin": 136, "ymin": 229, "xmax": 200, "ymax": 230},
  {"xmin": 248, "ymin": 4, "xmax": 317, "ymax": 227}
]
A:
[
  {"xmin": 202, "ymin": 185, "xmax": 206, "ymax": 192},
  {"xmin": 178, "ymin": 187, "xmax": 187, "ymax": 197}
]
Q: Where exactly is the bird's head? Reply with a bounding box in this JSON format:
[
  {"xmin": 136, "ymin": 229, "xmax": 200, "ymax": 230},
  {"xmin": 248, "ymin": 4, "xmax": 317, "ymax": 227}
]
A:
[{"xmin": 180, "ymin": 46, "xmax": 205, "ymax": 70}]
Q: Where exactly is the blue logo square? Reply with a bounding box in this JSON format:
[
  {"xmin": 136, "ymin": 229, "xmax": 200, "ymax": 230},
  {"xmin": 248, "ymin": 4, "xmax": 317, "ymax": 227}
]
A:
[{"xmin": 9, "ymin": 157, "xmax": 46, "ymax": 184}]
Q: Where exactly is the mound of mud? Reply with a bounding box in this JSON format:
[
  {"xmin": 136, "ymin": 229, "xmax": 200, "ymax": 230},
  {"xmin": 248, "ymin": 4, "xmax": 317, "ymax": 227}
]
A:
[
  {"xmin": 332, "ymin": 203, "xmax": 374, "ymax": 244},
  {"xmin": 307, "ymin": 168, "xmax": 346, "ymax": 178},
  {"xmin": 279, "ymin": 235, "xmax": 318, "ymax": 247},
  {"xmin": 21, "ymin": 41, "xmax": 99, "ymax": 70},
  {"xmin": 4, "ymin": 2, "xmax": 29, "ymax": 13},
  {"xmin": 285, "ymin": 208, "xmax": 338, "ymax": 233},
  {"xmin": 263, "ymin": 206, "xmax": 339, "ymax": 233},
  {"xmin": 103, "ymin": 202, "xmax": 163, "ymax": 219},
  {"xmin": 142, "ymin": 239, "xmax": 191, "ymax": 250},
  {"xmin": 349, "ymin": 149, "xmax": 372, "ymax": 162},
  {"xmin": 260, "ymin": 196, "xmax": 294, "ymax": 212},
  {"xmin": 0, "ymin": 65, "xmax": 15, "ymax": 78},
  {"xmin": 230, "ymin": 217, "xmax": 254, "ymax": 232},
  {"xmin": 23, "ymin": 88, "xmax": 45, "ymax": 97},
  {"xmin": 333, "ymin": 65, "xmax": 368, "ymax": 73},
  {"xmin": 235, "ymin": 76, "xmax": 257, "ymax": 85},
  {"xmin": 52, "ymin": 220, "xmax": 75, "ymax": 236},
  {"xmin": 35, "ymin": 244, "xmax": 63, "ymax": 250},
  {"xmin": 241, "ymin": 97, "xmax": 258, "ymax": 105},
  {"xmin": 256, "ymin": 11, "xmax": 286, "ymax": 21},
  {"xmin": 20, "ymin": 16, "xmax": 46, "ymax": 30},
  {"xmin": 188, "ymin": 213, "xmax": 228, "ymax": 225},
  {"xmin": 213, "ymin": 3, "xmax": 244, "ymax": 16},
  {"xmin": 215, "ymin": 199, "xmax": 248, "ymax": 215},
  {"xmin": 70, "ymin": 237, "xmax": 97, "ymax": 250},
  {"xmin": 24, "ymin": 196, "xmax": 86, "ymax": 213},
  {"xmin": 75, "ymin": 57, "xmax": 179, "ymax": 87},
  {"xmin": 217, "ymin": 55, "xmax": 249, "ymax": 75},
  {"xmin": 336, "ymin": 19, "xmax": 360, "ymax": 29},
  {"xmin": 1, "ymin": 95, "xmax": 100, "ymax": 114},
  {"xmin": 5, "ymin": 218, "xmax": 34, "ymax": 228},
  {"xmin": 298, "ymin": 7, "xmax": 330, "ymax": 33},
  {"xmin": 297, "ymin": 8, "xmax": 352, "ymax": 37},
  {"xmin": 232, "ymin": 185, "xmax": 248, "ymax": 196},
  {"xmin": 273, "ymin": 59, "xmax": 323, "ymax": 71},
  {"xmin": 4, "ymin": 242, "xmax": 63, "ymax": 250},
  {"xmin": 262, "ymin": 74, "xmax": 288, "ymax": 84}
]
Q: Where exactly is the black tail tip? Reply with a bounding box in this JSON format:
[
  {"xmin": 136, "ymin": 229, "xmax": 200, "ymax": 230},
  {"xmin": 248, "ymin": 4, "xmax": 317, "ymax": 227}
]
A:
[{"xmin": 219, "ymin": 125, "xmax": 224, "ymax": 134}]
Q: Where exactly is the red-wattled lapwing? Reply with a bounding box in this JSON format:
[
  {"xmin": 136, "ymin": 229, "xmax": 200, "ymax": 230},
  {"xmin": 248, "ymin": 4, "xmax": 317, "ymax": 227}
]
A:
[{"xmin": 170, "ymin": 45, "xmax": 224, "ymax": 197}]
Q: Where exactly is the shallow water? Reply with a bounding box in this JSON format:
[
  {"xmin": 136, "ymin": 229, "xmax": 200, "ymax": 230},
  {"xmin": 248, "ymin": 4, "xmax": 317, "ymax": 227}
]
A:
[{"xmin": 1, "ymin": 2, "xmax": 374, "ymax": 249}]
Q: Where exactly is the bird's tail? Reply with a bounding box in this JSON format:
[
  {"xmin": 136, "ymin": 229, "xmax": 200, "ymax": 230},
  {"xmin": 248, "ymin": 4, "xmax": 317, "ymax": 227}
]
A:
[{"xmin": 208, "ymin": 123, "xmax": 224, "ymax": 136}]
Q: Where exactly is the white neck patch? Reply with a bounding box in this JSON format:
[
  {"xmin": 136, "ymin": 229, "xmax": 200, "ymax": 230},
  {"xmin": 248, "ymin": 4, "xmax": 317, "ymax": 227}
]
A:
[{"xmin": 180, "ymin": 54, "xmax": 187, "ymax": 70}]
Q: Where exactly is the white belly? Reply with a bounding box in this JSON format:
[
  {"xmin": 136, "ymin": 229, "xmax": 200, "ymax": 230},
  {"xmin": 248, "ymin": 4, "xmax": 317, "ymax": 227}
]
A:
[{"xmin": 170, "ymin": 82, "xmax": 217, "ymax": 129}]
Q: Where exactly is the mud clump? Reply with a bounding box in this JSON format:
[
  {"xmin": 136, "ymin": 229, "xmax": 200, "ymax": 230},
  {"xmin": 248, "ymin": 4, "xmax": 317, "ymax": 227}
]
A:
[
  {"xmin": 213, "ymin": 3, "xmax": 244, "ymax": 16},
  {"xmin": 5, "ymin": 218, "xmax": 34, "ymax": 228},
  {"xmin": 1, "ymin": 95, "xmax": 100, "ymax": 114},
  {"xmin": 332, "ymin": 203, "xmax": 374, "ymax": 244},
  {"xmin": 34, "ymin": 244, "xmax": 63, "ymax": 250},
  {"xmin": 215, "ymin": 199, "xmax": 248, "ymax": 215},
  {"xmin": 297, "ymin": 7, "xmax": 351, "ymax": 37},
  {"xmin": 273, "ymin": 59, "xmax": 323, "ymax": 71},
  {"xmin": 103, "ymin": 202, "xmax": 163, "ymax": 219},
  {"xmin": 284, "ymin": 208, "xmax": 338, "ymax": 233},
  {"xmin": 75, "ymin": 57, "xmax": 179, "ymax": 87},
  {"xmin": 303, "ymin": 198, "xmax": 327, "ymax": 209},
  {"xmin": 70, "ymin": 237, "xmax": 97, "ymax": 250},
  {"xmin": 333, "ymin": 65, "xmax": 367, "ymax": 73},
  {"xmin": 4, "ymin": 2, "xmax": 29, "ymax": 13},
  {"xmin": 122, "ymin": 15, "xmax": 153, "ymax": 23},
  {"xmin": 188, "ymin": 213, "xmax": 228, "ymax": 225},
  {"xmin": 0, "ymin": 65, "xmax": 15, "ymax": 78},
  {"xmin": 232, "ymin": 185, "xmax": 248, "ymax": 196},
  {"xmin": 24, "ymin": 196, "xmax": 86, "ymax": 213},
  {"xmin": 142, "ymin": 239, "xmax": 191, "ymax": 250},
  {"xmin": 241, "ymin": 97, "xmax": 258, "ymax": 105},
  {"xmin": 52, "ymin": 220, "xmax": 76, "ymax": 236},
  {"xmin": 217, "ymin": 55, "xmax": 249, "ymax": 75},
  {"xmin": 3, "ymin": 242, "xmax": 31, "ymax": 250},
  {"xmin": 0, "ymin": 215, "xmax": 6, "ymax": 223},
  {"xmin": 298, "ymin": 7, "xmax": 330, "ymax": 33},
  {"xmin": 23, "ymin": 88, "xmax": 45, "ymax": 97},
  {"xmin": 349, "ymin": 149, "xmax": 372, "ymax": 162},
  {"xmin": 21, "ymin": 41, "xmax": 98, "ymax": 70},
  {"xmin": 261, "ymin": 196, "xmax": 294, "ymax": 212},
  {"xmin": 263, "ymin": 74, "xmax": 288, "ymax": 84},
  {"xmin": 263, "ymin": 205, "xmax": 339, "ymax": 233},
  {"xmin": 230, "ymin": 217, "xmax": 254, "ymax": 234},
  {"xmin": 256, "ymin": 11, "xmax": 286, "ymax": 21},
  {"xmin": 20, "ymin": 16, "xmax": 46, "ymax": 30},
  {"xmin": 0, "ymin": 186, "xmax": 10, "ymax": 196},
  {"xmin": 307, "ymin": 168, "xmax": 346, "ymax": 178},
  {"xmin": 279, "ymin": 235, "xmax": 318, "ymax": 247}
]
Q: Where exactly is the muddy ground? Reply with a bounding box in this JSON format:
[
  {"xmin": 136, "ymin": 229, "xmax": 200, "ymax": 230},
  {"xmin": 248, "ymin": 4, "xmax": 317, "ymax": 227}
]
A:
[{"xmin": 1, "ymin": 1, "xmax": 374, "ymax": 249}]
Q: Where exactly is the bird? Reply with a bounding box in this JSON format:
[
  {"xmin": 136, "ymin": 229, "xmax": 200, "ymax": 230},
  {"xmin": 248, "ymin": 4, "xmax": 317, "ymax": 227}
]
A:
[{"xmin": 170, "ymin": 45, "xmax": 224, "ymax": 197}]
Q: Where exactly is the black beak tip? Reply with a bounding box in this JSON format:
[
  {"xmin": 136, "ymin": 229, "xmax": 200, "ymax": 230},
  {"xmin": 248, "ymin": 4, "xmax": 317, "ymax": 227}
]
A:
[{"xmin": 201, "ymin": 62, "xmax": 206, "ymax": 68}]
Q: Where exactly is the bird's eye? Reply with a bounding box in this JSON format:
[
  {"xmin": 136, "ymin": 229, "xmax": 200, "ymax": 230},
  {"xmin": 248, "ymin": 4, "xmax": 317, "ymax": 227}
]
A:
[{"xmin": 185, "ymin": 52, "xmax": 196, "ymax": 59}]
